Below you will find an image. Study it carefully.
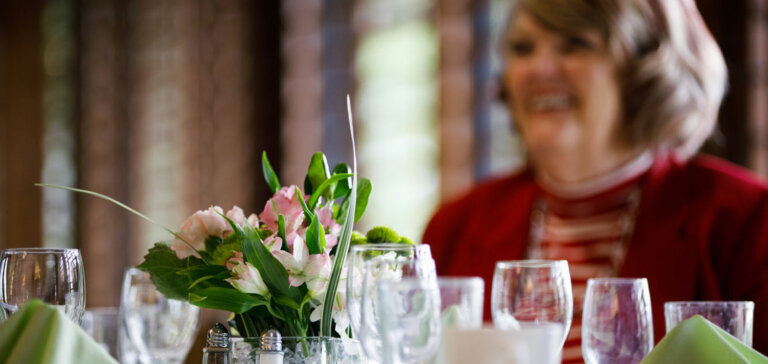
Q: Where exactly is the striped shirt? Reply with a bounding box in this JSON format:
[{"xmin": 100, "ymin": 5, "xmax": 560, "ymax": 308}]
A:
[{"xmin": 529, "ymin": 153, "xmax": 653, "ymax": 363}]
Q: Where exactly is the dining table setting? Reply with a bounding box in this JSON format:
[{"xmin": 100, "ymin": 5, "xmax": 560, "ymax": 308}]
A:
[{"xmin": 0, "ymin": 244, "xmax": 766, "ymax": 364}]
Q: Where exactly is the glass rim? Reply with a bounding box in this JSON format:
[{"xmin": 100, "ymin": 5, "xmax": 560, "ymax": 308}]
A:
[
  {"xmin": 2, "ymin": 248, "xmax": 80, "ymax": 254},
  {"xmin": 437, "ymin": 276, "xmax": 484, "ymax": 288},
  {"xmin": 664, "ymin": 301, "xmax": 754, "ymax": 308},
  {"xmin": 495, "ymin": 259, "xmax": 568, "ymax": 269},
  {"xmin": 84, "ymin": 307, "xmax": 119, "ymax": 314},
  {"xmin": 587, "ymin": 277, "xmax": 648, "ymax": 285},
  {"xmin": 350, "ymin": 243, "xmax": 429, "ymax": 252},
  {"xmin": 230, "ymin": 336, "xmax": 348, "ymax": 343}
]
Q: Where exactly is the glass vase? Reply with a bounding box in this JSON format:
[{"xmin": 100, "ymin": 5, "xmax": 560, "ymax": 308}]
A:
[{"xmin": 230, "ymin": 336, "xmax": 365, "ymax": 364}]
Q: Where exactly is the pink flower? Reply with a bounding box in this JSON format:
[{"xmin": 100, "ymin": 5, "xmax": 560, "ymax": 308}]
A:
[
  {"xmin": 262, "ymin": 234, "xmax": 283, "ymax": 252},
  {"xmin": 316, "ymin": 204, "xmax": 341, "ymax": 250},
  {"xmin": 247, "ymin": 213, "xmax": 259, "ymax": 227},
  {"xmin": 172, "ymin": 206, "xmax": 229, "ymax": 259},
  {"xmin": 226, "ymin": 206, "xmax": 247, "ymax": 226},
  {"xmin": 226, "ymin": 251, "xmax": 244, "ymax": 270},
  {"xmin": 227, "ymin": 260, "xmax": 268, "ymax": 296},
  {"xmin": 259, "ymin": 186, "xmax": 305, "ymax": 234}
]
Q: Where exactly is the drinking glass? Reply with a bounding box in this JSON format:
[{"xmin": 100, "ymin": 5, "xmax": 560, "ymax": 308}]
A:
[
  {"xmin": 491, "ymin": 260, "xmax": 572, "ymax": 347},
  {"xmin": 347, "ymin": 243, "xmax": 435, "ymax": 363},
  {"xmin": 120, "ymin": 268, "xmax": 200, "ymax": 364},
  {"xmin": 664, "ymin": 301, "xmax": 754, "ymax": 346},
  {"xmin": 581, "ymin": 278, "xmax": 653, "ymax": 364},
  {"xmin": 82, "ymin": 307, "xmax": 120, "ymax": 359},
  {"xmin": 0, "ymin": 248, "xmax": 85, "ymax": 324},
  {"xmin": 377, "ymin": 276, "xmax": 442, "ymax": 364},
  {"xmin": 437, "ymin": 277, "xmax": 484, "ymax": 329}
]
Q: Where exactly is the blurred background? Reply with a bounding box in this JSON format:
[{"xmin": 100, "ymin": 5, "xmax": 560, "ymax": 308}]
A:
[{"xmin": 0, "ymin": 0, "xmax": 765, "ymax": 362}]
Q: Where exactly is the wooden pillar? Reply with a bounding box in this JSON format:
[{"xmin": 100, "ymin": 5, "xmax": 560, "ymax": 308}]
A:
[{"xmin": 0, "ymin": 0, "xmax": 44, "ymax": 249}]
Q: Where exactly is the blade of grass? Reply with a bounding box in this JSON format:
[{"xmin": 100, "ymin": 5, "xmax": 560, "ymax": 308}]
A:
[
  {"xmin": 35, "ymin": 183, "xmax": 202, "ymax": 259},
  {"xmin": 321, "ymin": 95, "xmax": 357, "ymax": 336}
]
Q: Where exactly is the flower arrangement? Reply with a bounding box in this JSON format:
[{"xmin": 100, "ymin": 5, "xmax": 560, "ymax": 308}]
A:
[
  {"xmin": 135, "ymin": 151, "xmax": 379, "ymax": 339},
  {"xmin": 39, "ymin": 98, "xmax": 415, "ymax": 344}
]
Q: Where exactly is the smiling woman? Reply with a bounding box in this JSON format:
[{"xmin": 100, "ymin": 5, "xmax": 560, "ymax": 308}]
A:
[{"xmin": 424, "ymin": 0, "xmax": 768, "ymax": 362}]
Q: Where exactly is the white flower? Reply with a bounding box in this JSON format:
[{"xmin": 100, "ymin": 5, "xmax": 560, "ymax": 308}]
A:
[
  {"xmin": 310, "ymin": 265, "xmax": 350, "ymax": 337},
  {"xmin": 227, "ymin": 260, "xmax": 269, "ymax": 296},
  {"xmin": 273, "ymin": 236, "xmax": 331, "ymax": 297}
]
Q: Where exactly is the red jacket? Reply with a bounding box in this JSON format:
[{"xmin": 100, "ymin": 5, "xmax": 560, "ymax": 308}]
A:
[{"xmin": 423, "ymin": 154, "xmax": 768, "ymax": 353}]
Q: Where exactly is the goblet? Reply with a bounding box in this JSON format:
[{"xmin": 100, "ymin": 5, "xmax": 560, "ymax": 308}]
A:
[
  {"xmin": 581, "ymin": 278, "xmax": 653, "ymax": 364},
  {"xmin": 347, "ymin": 243, "xmax": 435, "ymax": 363},
  {"xmin": 491, "ymin": 259, "xmax": 573, "ymax": 348},
  {"xmin": 0, "ymin": 248, "xmax": 85, "ymax": 324},
  {"xmin": 376, "ymin": 272, "xmax": 442, "ymax": 363},
  {"xmin": 664, "ymin": 301, "xmax": 753, "ymax": 346},
  {"xmin": 120, "ymin": 268, "xmax": 200, "ymax": 364}
]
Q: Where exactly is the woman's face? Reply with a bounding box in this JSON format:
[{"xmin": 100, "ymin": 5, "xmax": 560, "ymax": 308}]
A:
[{"xmin": 504, "ymin": 12, "xmax": 622, "ymax": 161}]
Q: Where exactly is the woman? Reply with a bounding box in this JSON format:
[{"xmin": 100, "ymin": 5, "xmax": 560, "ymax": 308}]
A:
[{"xmin": 423, "ymin": 0, "xmax": 768, "ymax": 361}]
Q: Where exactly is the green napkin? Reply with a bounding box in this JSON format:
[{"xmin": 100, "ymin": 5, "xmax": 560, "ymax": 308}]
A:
[
  {"xmin": 0, "ymin": 300, "xmax": 118, "ymax": 364},
  {"xmin": 640, "ymin": 315, "xmax": 768, "ymax": 364}
]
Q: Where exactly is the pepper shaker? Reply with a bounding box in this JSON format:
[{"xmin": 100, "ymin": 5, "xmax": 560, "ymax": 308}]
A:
[{"xmin": 202, "ymin": 323, "xmax": 230, "ymax": 364}]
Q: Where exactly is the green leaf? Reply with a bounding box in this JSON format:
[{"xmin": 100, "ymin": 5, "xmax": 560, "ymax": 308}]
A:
[
  {"xmin": 188, "ymin": 287, "xmax": 267, "ymax": 313},
  {"xmin": 307, "ymin": 173, "xmax": 353, "ymax": 210},
  {"xmin": 295, "ymin": 186, "xmax": 314, "ymax": 223},
  {"xmin": 278, "ymin": 215, "xmax": 290, "ymax": 252},
  {"xmin": 305, "ymin": 213, "xmax": 326, "ymax": 255},
  {"xmin": 239, "ymin": 225, "xmax": 303, "ymax": 304},
  {"xmin": 177, "ymin": 264, "xmax": 230, "ymax": 283},
  {"xmin": 305, "ymin": 152, "xmax": 331, "ymax": 199},
  {"xmin": 262, "ymin": 151, "xmax": 281, "ymax": 194},
  {"xmin": 354, "ymin": 178, "xmax": 372, "ymax": 222},
  {"xmin": 136, "ymin": 243, "xmax": 204, "ymax": 300},
  {"xmin": 204, "ymin": 235, "xmax": 223, "ymax": 253},
  {"xmin": 210, "ymin": 240, "xmax": 240, "ymax": 265},
  {"xmin": 332, "ymin": 163, "xmax": 352, "ymax": 199}
]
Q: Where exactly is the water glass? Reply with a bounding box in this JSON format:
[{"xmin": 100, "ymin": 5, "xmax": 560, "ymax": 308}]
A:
[
  {"xmin": 82, "ymin": 307, "xmax": 120, "ymax": 359},
  {"xmin": 581, "ymin": 278, "xmax": 653, "ymax": 364},
  {"xmin": 377, "ymin": 277, "xmax": 442, "ymax": 364},
  {"xmin": 347, "ymin": 243, "xmax": 435, "ymax": 363},
  {"xmin": 491, "ymin": 260, "xmax": 573, "ymax": 347},
  {"xmin": 664, "ymin": 301, "xmax": 754, "ymax": 346},
  {"xmin": 437, "ymin": 277, "xmax": 484, "ymax": 329},
  {"xmin": 0, "ymin": 248, "xmax": 85, "ymax": 324},
  {"xmin": 120, "ymin": 268, "xmax": 200, "ymax": 364}
]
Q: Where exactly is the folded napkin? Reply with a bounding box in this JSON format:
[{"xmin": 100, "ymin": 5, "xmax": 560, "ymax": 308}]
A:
[
  {"xmin": 640, "ymin": 315, "xmax": 768, "ymax": 364},
  {"xmin": 0, "ymin": 300, "xmax": 117, "ymax": 364}
]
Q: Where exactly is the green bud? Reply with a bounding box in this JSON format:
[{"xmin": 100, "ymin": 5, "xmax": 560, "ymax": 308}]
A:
[{"xmin": 366, "ymin": 226, "xmax": 400, "ymax": 243}]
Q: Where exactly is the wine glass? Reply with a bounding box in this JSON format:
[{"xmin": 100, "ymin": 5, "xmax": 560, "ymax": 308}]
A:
[
  {"xmin": 0, "ymin": 248, "xmax": 85, "ymax": 324},
  {"xmin": 437, "ymin": 277, "xmax": 484, "ymax": 329},
  {"xmin": 664, "ymin": 301, "xmax": 753, "ymax": 346},
  {"xmin": 376, "ymin": 272, "xmax": 442, "ymax": 364},
  {"xmin": 347, "ymin": 243, "xmax": 435, "ymax": 363},
  {"xmin": 82, "ymin": 307, "xmax": 120, "ymax": 359},
  {"xmin": 491, "ymin": 260, "xmax": 572, "ymax": 347},
  {"xmin": 581, "ymin": 278, "xmax": 653, "ymax": 364},
  {"xmin": 120, "ymin": 267, "xmax": 200, "ymax": 364}
]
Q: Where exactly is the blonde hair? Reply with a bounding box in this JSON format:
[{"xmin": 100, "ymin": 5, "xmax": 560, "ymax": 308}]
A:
[{"xmin": 507, "ymin": 0, "xmax": 727, "ymax": 158}]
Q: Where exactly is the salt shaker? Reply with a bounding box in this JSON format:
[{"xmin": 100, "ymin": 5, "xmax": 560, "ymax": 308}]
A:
[
  {"xmin": 259, "ymin": 329, "xmax": 284, "ymax": 364},
  {"xmin": 202, "ymin": 323, "xmax": 230, "ymax": 364}
]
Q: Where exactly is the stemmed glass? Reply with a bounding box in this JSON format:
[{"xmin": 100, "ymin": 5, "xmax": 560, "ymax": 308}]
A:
[
  {"xmin": 346, "ymin": 243, "xmax": 435, "ymax": 363},
  {"xmin": 120, "ymin": 268, "xmax": 200, "ymax": 364},
  {"xmin": 375, "ymin": 269, "xmax": 442, "ymax": 364},
  {"xmin": 664, "ymin": 301, "xmax": 754, "ymax": 346},
  {"xmin": 491, "ymin": 260, "xmax": 573, "ymax": 347},
  {"xmin": 0, "ymin": 248, "xmax": 85, "ymax": 324},
  {"xmin": 581, "ymin": 278, "xmax": 654, "ymax": 364}
]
